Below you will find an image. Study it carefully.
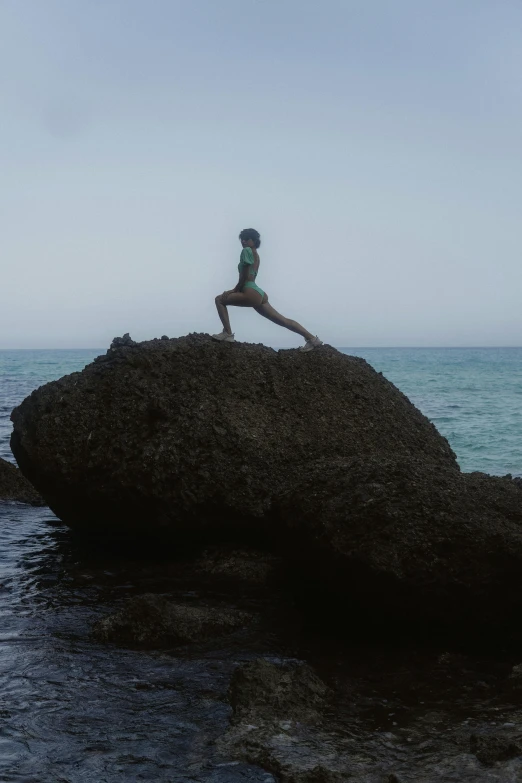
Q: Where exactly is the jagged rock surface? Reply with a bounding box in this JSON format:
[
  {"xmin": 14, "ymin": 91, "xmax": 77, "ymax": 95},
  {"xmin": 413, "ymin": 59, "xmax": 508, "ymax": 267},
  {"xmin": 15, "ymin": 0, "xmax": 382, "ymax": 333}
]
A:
[
  {"xmin": 92, "ymin": 593, "xmax": 251, "ymax": 647},
  {"xmin": 10, "ymin": 333, "xmax": 457, "ymax": 535},
  {"xmin": 228, "ymin": 659, "xmax": 331, "ymax": 725},
  {"xmin": 9, "ymin": 333, "xmax": 522, "ymax": 631},
  {"xmin": 276, "ymin": 457, "xmax": 522, "ymax": 630},
  {"xmin": 0, "ymin": 457, "xmax": 45, "ymax": 506}
]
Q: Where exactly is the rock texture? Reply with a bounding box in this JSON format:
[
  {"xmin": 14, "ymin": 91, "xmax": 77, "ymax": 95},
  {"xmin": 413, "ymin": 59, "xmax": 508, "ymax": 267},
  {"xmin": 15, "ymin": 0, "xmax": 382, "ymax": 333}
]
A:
[
  {"xmin": 469, "ymin": 734, "xmax": 522, "ymax": 766},
  {"xmin": 0, "ymin": 457, "xmax": 45, "ymax": 506},
  {"xmin": 9, "ymin": 333, "xmax": 522, "ymax": 632},
  {"xmin": 228, "ymin": 659, "xmax": 331, "ymax": 725},
  {"xmin": 194, "ymin": 546, "xmax": 282, "ymax": 589},
  {"xmin": 220, "ymin": 659, "xmax": 348, "ymax": 783},
  {"xmin": 10, "ymin": 333, "xmax": 456, "ymax": 536},
  {"xmin": 276, "ymin": 458, "xmax": 522, "ymax": 630},
  {"xmin": 92, "ymin": 593, "xmax": 251, "ymax": 647}
]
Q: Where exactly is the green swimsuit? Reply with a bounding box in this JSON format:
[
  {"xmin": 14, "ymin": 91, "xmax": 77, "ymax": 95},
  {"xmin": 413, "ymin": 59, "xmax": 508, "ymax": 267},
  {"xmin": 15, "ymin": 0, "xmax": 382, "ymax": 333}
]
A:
[{"xmin": 239, "ymin": 247, "xmax": 265, "ymax": 299}]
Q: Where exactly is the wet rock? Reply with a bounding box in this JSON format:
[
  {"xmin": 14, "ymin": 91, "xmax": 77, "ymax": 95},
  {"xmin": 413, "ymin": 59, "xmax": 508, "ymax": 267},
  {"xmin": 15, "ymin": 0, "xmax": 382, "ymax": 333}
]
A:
[
  {"xmin": 220, "ymin": 659, "xmax": 357, "ymax": 782},
  {"xmin": 276, "ymin": 458, "xmax": 522, "ymax": 631},
  {"xmin": 229, "ymin": 659, "xmax": 331, "ymax": 724},
  {"xmin": 469, "ymin": 733, "xmax": 522, "ymax": 765},
  {"xmin": 10, "ymin": 333, "xmax": 457, "ymax": 537},
  {"xmin": 264, "ymin": 764, "xmax": 350, "ymax": 783},
  {"xmin": 0, "ymin": 458, "xmax": 45, "ymax": 506},
  {"xmin": 92, "ymin": 593, "xmax": 251, "ymax": 647},
  {"xmin": 195, "ymin": 547, "xmax": 282, "ymax": 589}
]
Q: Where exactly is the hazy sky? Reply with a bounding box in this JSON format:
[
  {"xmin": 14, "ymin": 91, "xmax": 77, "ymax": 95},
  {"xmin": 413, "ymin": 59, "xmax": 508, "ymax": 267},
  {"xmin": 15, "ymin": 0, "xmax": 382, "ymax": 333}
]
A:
[{"xmin": 1, "ymin": 0, "xmax": 521, "ymax": 348}]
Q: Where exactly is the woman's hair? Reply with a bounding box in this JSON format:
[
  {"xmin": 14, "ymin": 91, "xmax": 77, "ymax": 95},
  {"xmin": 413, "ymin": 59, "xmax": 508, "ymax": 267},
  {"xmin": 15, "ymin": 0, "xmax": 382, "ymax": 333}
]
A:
[{"xmin": 239, "ymin": 228, "xmax": 261, "ymax": 248}]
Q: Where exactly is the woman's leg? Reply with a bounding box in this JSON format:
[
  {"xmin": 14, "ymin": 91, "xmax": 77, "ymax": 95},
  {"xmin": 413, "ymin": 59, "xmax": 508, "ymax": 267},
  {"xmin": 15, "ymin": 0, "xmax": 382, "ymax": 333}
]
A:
[
  {"xmin": 255, "ymin": 300, "xmax": 314, "ymax": 341},
  {"xmin": 215, "ymin": 294, "xmax": 233, "ymax": 334},
  {"xmin": 215, "ymin": 289, "xmax": 263, "ymax": 334}
]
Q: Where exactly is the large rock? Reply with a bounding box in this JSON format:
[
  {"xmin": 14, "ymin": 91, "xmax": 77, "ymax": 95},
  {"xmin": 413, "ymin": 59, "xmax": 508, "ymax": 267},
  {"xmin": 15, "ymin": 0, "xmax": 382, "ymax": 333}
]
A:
[
  {"xmin": 276, "ymin": 457, "xmax": 522, "ymax": 630},
  {"xmin": 10, "ymin": 333, "xmax": 522, "ymax": 631},
  {"xmin": 0, "ymin": 457, "xmax": 45, "ymax": 506},
  {"xmin": 10, "ymin": 334, "xmax": 457, "ymax": 535}
]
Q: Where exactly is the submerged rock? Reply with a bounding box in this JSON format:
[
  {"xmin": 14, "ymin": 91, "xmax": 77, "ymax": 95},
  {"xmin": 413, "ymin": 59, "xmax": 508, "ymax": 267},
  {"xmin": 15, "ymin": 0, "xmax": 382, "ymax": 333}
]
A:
[
  {"xmin": 228, "ymin": 659, "xmax": 331, "ymax": 725},
  {"xmin": 10, "ymin": 333, "xmax": 456, "ymax": 536},
  {"xmin": 0, "ymin": 457, "xmax": 45, "ymax": 506},
  {"xmin": 221, "ymin": 659, "xmax": 348, "ymax": 782},
  {"xmin": 92, "ymin": 593, "xmax": 251, "ymax": 647},
  {"xmin": 469, "ymin": 733, "xmax": 522, "ymax": 766}
]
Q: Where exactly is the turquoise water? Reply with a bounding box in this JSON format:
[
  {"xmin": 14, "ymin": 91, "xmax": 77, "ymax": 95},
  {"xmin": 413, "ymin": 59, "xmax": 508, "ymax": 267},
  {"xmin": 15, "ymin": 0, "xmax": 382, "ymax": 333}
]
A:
[
  {"xmin": 0, "ymin": 349, "xmax": 101, "ymax": 463},
  {"xmin": 1, "ymin": 347, "xmax": 521, "ymax": 477},
  {"xmin": 344, "ymin": 347, "xmax": 522, "ymax": 478}
]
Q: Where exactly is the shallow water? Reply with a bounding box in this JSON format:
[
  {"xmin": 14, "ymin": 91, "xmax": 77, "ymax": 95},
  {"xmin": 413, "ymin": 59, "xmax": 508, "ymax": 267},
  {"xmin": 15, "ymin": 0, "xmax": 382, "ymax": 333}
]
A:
[
  {"xmin": 2, "ymin": 502, "xmax": 522, "ymax": 780},
  {"xmin": 0, "ymin": 503, "xmax": 278, "ymax": 782}
]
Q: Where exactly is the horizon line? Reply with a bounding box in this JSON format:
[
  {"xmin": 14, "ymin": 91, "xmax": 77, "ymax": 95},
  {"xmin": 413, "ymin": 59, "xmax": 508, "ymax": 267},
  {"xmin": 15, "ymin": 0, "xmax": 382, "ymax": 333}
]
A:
[{"xmin": 1, "ymin": 345, "xmax": 521, "ymax": 351}]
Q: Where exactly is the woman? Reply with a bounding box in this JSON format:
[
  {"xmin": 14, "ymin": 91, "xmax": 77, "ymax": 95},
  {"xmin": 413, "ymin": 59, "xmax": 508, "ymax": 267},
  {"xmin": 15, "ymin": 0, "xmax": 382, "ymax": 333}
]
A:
[{"xmin": 213, "ymin": 228, "xmax": 323, "ymax": 351}]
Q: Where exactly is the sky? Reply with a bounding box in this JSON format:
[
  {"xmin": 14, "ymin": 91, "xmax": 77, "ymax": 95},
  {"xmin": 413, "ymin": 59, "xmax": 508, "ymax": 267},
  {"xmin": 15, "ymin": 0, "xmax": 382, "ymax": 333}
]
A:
[{"xmin": 1, "ymin": 0, "xmax": 521, "ymax": 348}]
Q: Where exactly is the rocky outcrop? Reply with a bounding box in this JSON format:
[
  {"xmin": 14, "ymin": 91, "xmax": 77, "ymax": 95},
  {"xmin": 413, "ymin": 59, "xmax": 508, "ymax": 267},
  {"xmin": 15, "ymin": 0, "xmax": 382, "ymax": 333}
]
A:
[
  {"xmin": 220, "ymin": 659, "xmax": 348, "ymax": 782},
  {"xmin": 228, "ymin": 659, "xmax": 331, "ymax": 725},
  {"xmin": 92, "ymin": 593, "xmax": 251, "ymax": 647},
  {"xmin": 0, "ymin": 457, "xmax": 45, "ymax": 506},
  {"xmin": 469, "ymin": 734, "xmax": 522, "ymax": 766},
  {"xmin": 276, "ymin": 458, "xmax": 522, "ymax": 631},
  {"xmin": 194, "ymin": 546, "xmax": 282, "ymax": 589},
  {"xmin": 9, "ymin": 333, "xmax": 522, "ymax": 633},
  {"xmin": 10, "ymin": 333, "xmax": 457, "ymax": 536}
]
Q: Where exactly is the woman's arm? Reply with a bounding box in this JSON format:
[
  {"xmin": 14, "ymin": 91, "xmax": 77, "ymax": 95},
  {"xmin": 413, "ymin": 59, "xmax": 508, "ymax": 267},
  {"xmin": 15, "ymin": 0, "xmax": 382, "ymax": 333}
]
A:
[{"xmin": 234, "ymin": 268, "xmax": 248, "ymax": 292}]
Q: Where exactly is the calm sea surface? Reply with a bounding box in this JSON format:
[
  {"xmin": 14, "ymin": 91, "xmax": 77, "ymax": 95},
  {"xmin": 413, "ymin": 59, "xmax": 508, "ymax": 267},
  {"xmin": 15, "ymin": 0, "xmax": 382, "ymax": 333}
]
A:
[
  {"xmin": 1, "ymin": 346, "xmax": 520, "ymax": 476},
  {"xmin": 0, "ymin": 346, "xmax": 520, "ymax": 780}
]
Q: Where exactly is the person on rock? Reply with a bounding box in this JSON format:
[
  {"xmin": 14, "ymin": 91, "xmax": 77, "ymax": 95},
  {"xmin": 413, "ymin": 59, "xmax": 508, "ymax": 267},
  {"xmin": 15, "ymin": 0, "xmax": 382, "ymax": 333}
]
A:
[{"xmin": 212, "ymin": 228, "xmax": 323, "ymax": 352}]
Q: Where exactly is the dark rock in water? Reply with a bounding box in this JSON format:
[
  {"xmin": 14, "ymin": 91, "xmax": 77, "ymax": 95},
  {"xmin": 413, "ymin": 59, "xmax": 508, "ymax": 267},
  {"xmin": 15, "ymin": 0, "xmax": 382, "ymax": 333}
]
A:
[
  {"xmin": 510, "ymin": 663, "xmax": 522, "ymax": 680},
  {"xmin": 92, "ymin": 593, "xmax": 251, "ymax": 647},
  {"xmin": 228, "ymin": 659, "xmax": 330, "ymax": 724},
  {"xmin": 10, "ymin": 333, "xmax": 456, "ymax": 537},
  {"xmin": 470, "ymin": 733, "xmax": 521, "ymax": 765},
  {"xmin": 221, "ymin": 659, "xmax": 341, "ymax": 781},
  {"xmin": 276, "ymin": 458, "xmax": 522, "ymax": 630},
  {"xmin": 9, "ymin": 333, "xmax": 522, "ymax": 632},
  {"xmin": 195, "ymin": 546, "xmax": 282, "ymax": 589},
  {"xmin": 0, "ymin": 458, "xmax": 45, "ymax": 506}
]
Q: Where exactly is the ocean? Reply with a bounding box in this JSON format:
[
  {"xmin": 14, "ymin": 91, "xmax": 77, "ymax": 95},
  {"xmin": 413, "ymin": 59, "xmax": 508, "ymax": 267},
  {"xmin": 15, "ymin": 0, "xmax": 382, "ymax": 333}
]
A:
[{"xmin": 1, "ymin": 346, "xmax": 521, "ymax": 476}]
